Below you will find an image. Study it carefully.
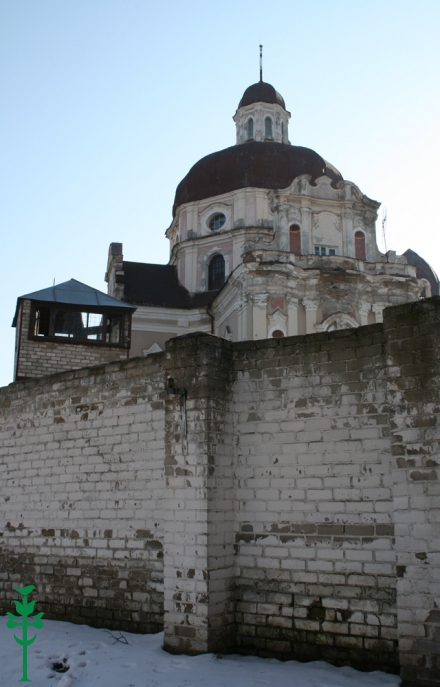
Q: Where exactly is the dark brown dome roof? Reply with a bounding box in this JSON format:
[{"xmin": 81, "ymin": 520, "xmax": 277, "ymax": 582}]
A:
[
  {"xmin": 238, "ymin": 81, "xmax": 286, "ymax": 110},
  {"xmin": 173, "ymin": 141, "xmax": 343, "ymax": 215},
  {"xmin": 403, "ymin": 249, "xmax": 439, "ymax": 295}
]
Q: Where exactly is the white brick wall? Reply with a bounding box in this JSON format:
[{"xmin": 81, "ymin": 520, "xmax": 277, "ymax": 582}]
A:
[
  {"xmin": 0, "ymin": 353, "xmax": 165, "ymax": 632},
  {"xmin": 1, "ymin": 299, "xmax": 440, "ymax": 684},
  {"xmin": 232, "ymin": 327, "xmax": 398, "ymax": 670}
]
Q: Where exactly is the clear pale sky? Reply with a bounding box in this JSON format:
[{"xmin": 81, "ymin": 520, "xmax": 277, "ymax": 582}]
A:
[{"xmin": 1, "ymin": 0, "xmax": 439, "ymax": 387}]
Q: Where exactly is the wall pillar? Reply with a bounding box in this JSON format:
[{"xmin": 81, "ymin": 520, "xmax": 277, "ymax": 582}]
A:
[
  {"xmin": 302, "ymin": 298, "xmax": 319, "ymax": 334},
  {"xmin": 251, "ymin": 295, "xmax": 268, "ymax": 339},
  {"xmin": 359, "ymin": 302, "xmax": 370, "ymax": 327},
  {"xmin": 300, "ymin": 205, "xmax": 311, "ymax": 254},
  {"xmin": 287, "ymin": 296, "xmax": 299, "ymax": 336},
  {"xmin": 373, "ymin": 303, "xmax": 386, "ymax": 323},
  {"xmin": 237, "ymin": 297, "xmax": 249, "ymax": 341},
  {"xmin": 384, "ymin": 297, "xmax": 440, "ymax": 686},
  {"xmin": 342, "ymin": 207, "xmax": 354, "ymax": 256},
  {"xmin": 163, "ymin": 333, "xmax": 235, "ymax": 654}
]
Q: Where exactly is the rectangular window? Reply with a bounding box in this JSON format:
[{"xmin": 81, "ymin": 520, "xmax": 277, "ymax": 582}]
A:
[
  {"xmin": 34, "ymin": 307, "xmax": 51, "ymax": 337},
  {"xmin": 31, "ymin": 305, "xmax": 126, "ymax": 347},
  {"xmin": 314, "ymin": 246, "xmax": 337, "ymax": 256},
  {"xmin": 106, "ymin": 315, "xmax": 122, "ymax": 343},
  {"xmin": 82, "ymin": 312, "xmax": 106, "ymax": 340}
]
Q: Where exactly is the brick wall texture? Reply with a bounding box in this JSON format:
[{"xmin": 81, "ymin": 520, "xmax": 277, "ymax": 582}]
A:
[
  {"xmin": 1, "ymin": 297, "xmax": 440, "ymax": 686},
  {"xmin": 0, "ymin": 355, "xmax": 165, "ymax": 633}
]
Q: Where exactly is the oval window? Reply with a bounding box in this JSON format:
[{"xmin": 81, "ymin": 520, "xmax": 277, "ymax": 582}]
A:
[{"xmin": 208, "ymin": 213, "xmax": 226, "ymax": 231}]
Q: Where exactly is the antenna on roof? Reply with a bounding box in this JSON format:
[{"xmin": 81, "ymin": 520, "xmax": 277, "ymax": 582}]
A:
[
  {"xmin": 259, "ymin": 44, "xmax": 263, "ymax": 82},
  {"xmin": 382, "ymin": 207, "xmax": 388, "ymax": 262}
]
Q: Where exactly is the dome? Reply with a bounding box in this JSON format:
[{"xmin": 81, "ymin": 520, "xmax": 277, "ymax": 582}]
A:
[
  {"xmin": 403, "ymin": 249, "xmax": 439, "ymax": 295},
  {"xmin": 173, "ymin": 141, "xmax": 343, "ymax": 215},
  {"xmin": 238, "ymin": 81, "xmax": 286, "ymax": 110}
]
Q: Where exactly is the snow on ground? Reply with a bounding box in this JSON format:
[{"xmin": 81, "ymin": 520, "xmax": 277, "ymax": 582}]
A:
[{"xmin": 0, "ymin": 616, "xmax": 401, "ymax": 687}]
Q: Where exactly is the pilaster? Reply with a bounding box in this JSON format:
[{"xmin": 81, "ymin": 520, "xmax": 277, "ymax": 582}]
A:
[
  {"xmin": 302, "ymin": 298, "xmax": 319, "ymax": 334},
  {"xmin": 287, "ymin": 296, "xmax": 299, "ymax": 336},
  {"xmin": 163, "ymin": 334, "xmax": 235, "ymax": 655},
  {"xmin": 251, "ymin": 294, "xmax": 268, "ymax": 340},
  {"xmin": 384, "ymin": 297, "xmax": 440, "ymax": 686},
  {"xmin": 300, "ymin": 205, "xmax": 311, "ymax": 254},
  {"xmin": 236, "ymin": 297, "xmax": 249, "ymax": 341},
  {"xmin": 373, "ymin": 303, "xmax": 386, "ymax": 323},
  {"xmin": 342, "ymin": 207, "xmax": 354, "ymax": 257},
  {"xmin": 359, "ymin": 302, "xmax": 371, "ymax": 327}
]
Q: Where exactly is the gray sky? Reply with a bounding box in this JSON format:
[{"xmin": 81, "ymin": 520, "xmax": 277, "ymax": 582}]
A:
[{"xmin": 1, "ymin": 0, "xmax": 439, "ymax": 387}]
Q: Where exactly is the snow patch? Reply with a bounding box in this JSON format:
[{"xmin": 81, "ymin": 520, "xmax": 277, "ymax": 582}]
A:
[{"xmin": 0, "ymin": 616, "xmax": 401, "ymax": 687}]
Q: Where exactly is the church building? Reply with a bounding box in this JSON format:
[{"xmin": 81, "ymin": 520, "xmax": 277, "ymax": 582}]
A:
[
  {"xmin": 105, "ymin": 77, "xmax": 437, "ymax": 358},
  {"xmin": 12, "ymin": 74, "xmax": 438, "ymax": 376},
  {"xmin": 4, "ymin": 70, "xmax": 440, "ymax": 687}
]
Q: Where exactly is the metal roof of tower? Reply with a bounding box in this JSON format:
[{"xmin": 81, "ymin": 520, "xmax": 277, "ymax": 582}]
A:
[{"xmin": 12, "ymin": 279, "xmax": 135, "ymax": 327}]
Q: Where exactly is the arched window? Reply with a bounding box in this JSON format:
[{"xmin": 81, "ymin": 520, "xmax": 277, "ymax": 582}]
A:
[
  {"xmin": 355, "ymin": 231, "xmax": 366, "ymax": 260},
  {"xmin": 272, "ymin": 329, "xmax": 285, "ymax": 338},
  {"xmin": 281, "ymin": 122, "xmax": 285, "ymax": 142},
  {"xmin": 289, "ymin": 225, "xmax": 301, "ymax": 255},
  {"xmin": 246, "ymin": 118, "xmax": 254, "ymax": 141},
  {"xmin": 265, "ymin": 117, "xmax": 273, "ymax": 140},
  {"xmin": 208, "ymin": 254, "xmax": 225, "ymax": 291}
]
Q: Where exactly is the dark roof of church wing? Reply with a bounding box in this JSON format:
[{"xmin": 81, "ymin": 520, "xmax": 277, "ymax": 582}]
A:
[{"xmin": 119, "ymin": 261, "xmax": 219, "ymax": 308}]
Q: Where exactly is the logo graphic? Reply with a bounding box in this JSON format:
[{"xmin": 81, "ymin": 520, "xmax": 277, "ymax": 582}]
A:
[{"xmin": 7, "ymin": 585, "xmax": 44, "ymax": 682}]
